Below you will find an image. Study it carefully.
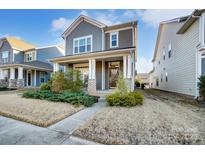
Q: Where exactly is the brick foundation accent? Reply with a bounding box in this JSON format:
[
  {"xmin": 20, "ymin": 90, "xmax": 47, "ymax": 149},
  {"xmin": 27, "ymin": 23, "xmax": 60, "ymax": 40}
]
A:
[
  {"xmin": 0, "ymin": 79, "xmax": 8, "ymax": 87},
  {"xmin": 17, "ymin": 79, "xmax": 24, "ymax": 88},
  {"xmin": 8, "ymin": 79, "xmax": 17, "ymax": 88},
  {"xmin": 88, "ymin": 79, "xmax": 97, "ymax": 95}
]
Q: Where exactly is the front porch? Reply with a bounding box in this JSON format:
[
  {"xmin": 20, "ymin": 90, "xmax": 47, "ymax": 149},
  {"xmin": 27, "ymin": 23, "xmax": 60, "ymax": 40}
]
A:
[
  {"xmin": 0, "ymin": 64, "xmax": 52, "ymax": 88},
  {"xmin": 53, "ymin": 49, "xmax": 136, "ymax": 96}
]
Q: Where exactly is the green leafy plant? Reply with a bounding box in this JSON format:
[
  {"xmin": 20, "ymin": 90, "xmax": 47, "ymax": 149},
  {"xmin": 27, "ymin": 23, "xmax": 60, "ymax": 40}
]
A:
[
  {"xmin": 22, "ymin": 90, "xmax": 97, "ymax": 107},
  {"xmin": 198, "ymin": 75, "xmax": 205, "ymax": 99},
  {"xmin": 40, "ymin": 81, "xmax": 52, "ymax": 90},
  {"xmin": 51, "ymin": 72, "xmax": 67, "ymax": 93},
  {"xmin": 116, "ymin": 72, "xmax": 129, "ymax": 95},
  {"xmin": 106, "ymin": 91, "xmax": 144, "ymax": 107}
]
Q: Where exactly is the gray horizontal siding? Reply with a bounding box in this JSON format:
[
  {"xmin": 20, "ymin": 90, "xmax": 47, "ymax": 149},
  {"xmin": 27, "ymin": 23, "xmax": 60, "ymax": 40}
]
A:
[
  {"xmin": 105, "ymin": 29, "xmax": 133, "ymax": 50},
  {"xmin": 65, "ymin": 21, "xmax": 102, "ymax": 55}
]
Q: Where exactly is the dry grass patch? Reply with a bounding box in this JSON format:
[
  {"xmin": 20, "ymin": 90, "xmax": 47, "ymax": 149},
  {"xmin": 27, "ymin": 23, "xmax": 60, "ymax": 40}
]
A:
[
  {"xmin": 0, "ymin": 93, "xmax": 84, "ymax": 127},
  {"xmin": 74, "ymin": 97, "xmax": 205, "ymax": 144}
]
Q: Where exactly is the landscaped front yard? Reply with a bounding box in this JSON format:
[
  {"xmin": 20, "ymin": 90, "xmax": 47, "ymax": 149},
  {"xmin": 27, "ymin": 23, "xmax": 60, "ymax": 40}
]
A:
[
  {"xmin": 74, "ymin": 89, "xmax": 205, "ymax": 144},
  {"xmin": 0, "ymin": 93, "xmax": 84, "ymax": 127}
]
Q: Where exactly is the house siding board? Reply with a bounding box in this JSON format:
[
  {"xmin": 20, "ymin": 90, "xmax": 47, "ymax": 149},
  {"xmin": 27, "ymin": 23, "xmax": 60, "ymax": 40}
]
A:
[
  {"xmin": 0, "ymin": 41, "xmax": 13, "ymax": 64},
  {"xmin": 65, "ymin": 21, "xmax": 102, "ymax": 55},
  {"xmin": 37, "ymin": 47, "xmax": 64, "ymax": 65},
  {"xmin": 152, "ymin": 20, "xmax": 199, "ymax": 96},
  {"xmin": 105, "ymin": 29, "xmax": 133, "ymax": 50},
  {"xmin": 96, "ymin": 61, "xmax": 102, "ymax": 90},
  {"xmin": 14, "ymin": 51, "xmax": 24, "ymax": 63}
]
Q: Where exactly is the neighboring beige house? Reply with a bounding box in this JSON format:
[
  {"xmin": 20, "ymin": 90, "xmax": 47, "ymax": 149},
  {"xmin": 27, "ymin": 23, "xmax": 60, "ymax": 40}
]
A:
[
  {"xmin": 150, "ymin": 9, "xmax": 205, "ymax": 97},
  {"xmin": 137, "ymin": 73, "xmax": 149, "ymax": 87},
  {"xmin": 50, "ymin": 15, "xmax": 137, "ymax": 96}
]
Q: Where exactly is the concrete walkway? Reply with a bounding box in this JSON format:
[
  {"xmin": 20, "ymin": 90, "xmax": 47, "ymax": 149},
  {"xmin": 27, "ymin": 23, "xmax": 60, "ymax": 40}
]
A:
[{"xmin": 0, "ymin": 100, "xmax": 106, "ymax": 145}]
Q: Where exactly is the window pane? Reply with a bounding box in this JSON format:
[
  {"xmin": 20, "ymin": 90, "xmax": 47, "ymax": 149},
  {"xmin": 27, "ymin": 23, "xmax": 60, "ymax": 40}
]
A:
[
  {"xmin": 79, "ymin": 46, "xmax": 86, "ymax": 52},
  {"xmin": 87, "ymin": 38, "xmax": 91, "ymax": 45},
  {"xmin": 74, "ymin": 47, "xmax": 78, "ymax": 53},
  {"xmin": 74, "ymin": 40, "xmax": 78, "ymax": 47},
  {"xmin": 87, "ymin": 45, "xmax": 91, "ymax": 51},
  {"xmin": 79, "ymin": 39, "xmax": 85, "ymax": 46},
  {"xmin": 2, "ymin": 51, "xmax": 8, "ymax": 58},
  {"xmin": 112, "ymin": 34, "xmax": 116, "ymax": 40},
  {"xmin": 112, "ymin": 40, "xmax": 117, "ymax": 46}
]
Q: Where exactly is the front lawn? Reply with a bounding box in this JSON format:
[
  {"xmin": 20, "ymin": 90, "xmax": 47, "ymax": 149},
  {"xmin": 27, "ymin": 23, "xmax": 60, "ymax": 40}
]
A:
[
  {"xmin": 74, "ymin": 94, "xmax": 205, "ymax": 144},
  {"xmin": 0, "ymin": 93, "xmax": 84, "ymax": 127}
]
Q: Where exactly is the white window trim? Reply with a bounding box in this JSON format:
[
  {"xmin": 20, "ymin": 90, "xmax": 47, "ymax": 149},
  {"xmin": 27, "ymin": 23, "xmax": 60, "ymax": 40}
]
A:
[
  {"xmin": 110, "ymin": 32, "xmax": 119, "ymax": 48},
  {"xmin": 2, "ymin": 51, "xmax": 9, "ymax": 63},
  {"xmin": 24, "ymin": 51, "xmax": 35, "ymax": 62},
  {"xmin": 73, "ymin": 35, "xmax": 93, "ymax": 55},
  {"xmin": 201, "ymin": 13, "xmax": 205, "ymax": 46}
]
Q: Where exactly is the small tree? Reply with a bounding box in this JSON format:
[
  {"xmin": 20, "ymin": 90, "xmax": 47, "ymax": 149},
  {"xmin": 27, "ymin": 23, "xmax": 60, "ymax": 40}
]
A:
[
  {"xmin": 198, "ymin": 75, "xmax": 205, "ymax": 99},
  {"xmin": 65, "ymin": 69, "xmax": 83, "ymax": 92},
  {"xmin": 51, "ymin": 72, "xmax": 67, "ymax": 93},
  {"xmin": 116, "ymin": 72, "xmax": 129, "ymax": 95}
]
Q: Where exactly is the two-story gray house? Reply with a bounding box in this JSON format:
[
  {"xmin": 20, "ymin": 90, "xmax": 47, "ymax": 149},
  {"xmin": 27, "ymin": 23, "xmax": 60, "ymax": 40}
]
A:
[
  {"xmin": 50, "ymin": 15, "xmax": 137, "ymax": 95},
  {"xmin": 0, "ymin": 37, "xmax": 64, "ymax": 88}
]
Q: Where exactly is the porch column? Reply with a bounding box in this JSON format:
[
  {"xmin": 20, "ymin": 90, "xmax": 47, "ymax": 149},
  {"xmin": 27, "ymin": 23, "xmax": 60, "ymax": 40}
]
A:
[
  {"xmin": 123, "ymin": 55, "xmax": 127, "ymax": 78},
  {"xmin": 34, "ymin": 70, "xmax": 37, "ymax": 86},
  {"xmin": 89, "ymin": 59, "xmax": 96, "ymax": 79},
  {"xmin": 88, "ymin": 59, "xmax": 96, "ymax": 95},
  {"xmin": 127, "ymin": 54, "xmax": 131, "ymax": 78},
  {"xmin": 64, "ymin": 64, "xmax": 69, "ymax": 73},
  {"xmin": 18, "ymin": 67, "xmax": 23, "ymax": 79},
  {"xmin": 10, "ymin": 68, "xmax": 15, "ymax": 79},
  {"xmin": 102, "ymin": 59, "xmax": 105, "ymax": 90},
  {"xmin": 0, "ymin": 69, "xmax": 4, "ymax": 79},
  {"xmin": 54, "ymin": 62, "xmax": 59, "ymax": 72}
]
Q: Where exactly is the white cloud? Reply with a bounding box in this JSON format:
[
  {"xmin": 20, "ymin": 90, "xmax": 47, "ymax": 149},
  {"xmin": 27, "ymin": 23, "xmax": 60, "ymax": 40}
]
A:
[
  {"xmin": 136, "ymin": 9, "xmax": 193, "ymax": 27},
  {"xmin": 136, "ymin": 57, "xmax": 153, "ymax": 73},
  {"xmin": 51, "ymin": 17, "xmax": 73, "ymax": 32}
]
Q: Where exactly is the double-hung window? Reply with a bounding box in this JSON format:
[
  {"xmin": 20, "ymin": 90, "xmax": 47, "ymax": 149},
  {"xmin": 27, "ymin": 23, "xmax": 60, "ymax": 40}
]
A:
[
  {"xmin": 25, "ymin": 51, "xmax": 35, "ymax": 62},
  {"xmin": 73, "ymin": 35, "xmax": 92, "ymax": 54},
  {"xmin": 40, "ymin": 72, "xmax": 46, "ymax": 84},
  {"xmin": 2, "ymin": 51, "xmax": 9, "ymax": 63},
  {"xmin": 110, "ymin": 32, "xmax": 118, "ymax": 48}
]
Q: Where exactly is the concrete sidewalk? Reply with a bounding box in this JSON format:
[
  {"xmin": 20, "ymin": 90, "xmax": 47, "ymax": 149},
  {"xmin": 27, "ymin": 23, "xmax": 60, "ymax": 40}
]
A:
[{"xmin": 0, "ymin": 101, "xmax": 106, "ymax": 145}]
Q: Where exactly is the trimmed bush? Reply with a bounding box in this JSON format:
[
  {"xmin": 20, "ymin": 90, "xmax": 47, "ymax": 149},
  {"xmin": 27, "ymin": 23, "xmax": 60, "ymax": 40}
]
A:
[
  {"xmin": 22, "ymin": 90, "xmax": 97, "ymax": 107},
  {"xmin": 106, "ymin": 91, "xmax": 144, "ymax": 107},
  {"xmin": 198, "ymin": 75, "xmax": 205, "ymax": 99},
  {"xmin": 40, "ymin": 82, "xmax": 51, "ymax": 90}
]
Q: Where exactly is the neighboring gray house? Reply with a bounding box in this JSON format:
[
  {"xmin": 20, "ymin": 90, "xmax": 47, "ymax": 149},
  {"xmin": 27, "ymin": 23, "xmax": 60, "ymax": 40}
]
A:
[
  {"xmin": 50, "ymin": 15, "xmax": 137, "ymax": 96},
  {"xmin": 150, "ymin": 9, "xmax": 205, "ymax": 97},
  {"xmin": 0, "ymin": 37, "xmax": 64, "ymax": 88}
]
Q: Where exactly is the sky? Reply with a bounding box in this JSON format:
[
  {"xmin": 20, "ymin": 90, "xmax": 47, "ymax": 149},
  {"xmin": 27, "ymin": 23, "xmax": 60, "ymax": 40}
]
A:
[{"xmin": 0, "ymin": 9, "xmax": 193, "ymax": 73}]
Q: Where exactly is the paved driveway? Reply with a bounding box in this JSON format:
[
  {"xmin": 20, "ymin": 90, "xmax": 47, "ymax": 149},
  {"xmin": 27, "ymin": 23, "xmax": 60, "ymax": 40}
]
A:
[{"xmin": 0, "ymin": 100, "xmax": 105, "ymax": 145}]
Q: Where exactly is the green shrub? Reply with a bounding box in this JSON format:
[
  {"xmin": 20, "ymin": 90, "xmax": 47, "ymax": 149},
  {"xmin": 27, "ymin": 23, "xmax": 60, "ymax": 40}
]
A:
[
  {"xmin": 22, "ymin": 90, "xmax": 97, "ymax": 107},
  {"xmin": 40, "ymin": 82, "xmax": 51, "ymax": 90},
  {"xmin": 198, "ymin": 75, "xmax": 205, "ymax": 99},
  {"xmin": 51, "ymin": 72, "xmax": 67, "ymax": 93},
  {"xmin": 106, "ymin": 91, "xmax": 144, "ymax": 107}
]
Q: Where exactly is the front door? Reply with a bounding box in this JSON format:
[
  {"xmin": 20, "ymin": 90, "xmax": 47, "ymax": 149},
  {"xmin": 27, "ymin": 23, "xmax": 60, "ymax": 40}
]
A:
[
  {"xmin": 108, "ymin": 62, "xmax": 120, "ymax": 89},
  {"xmin": 27, "ymin": 71, "xmax": 32, "ymax": 86}
]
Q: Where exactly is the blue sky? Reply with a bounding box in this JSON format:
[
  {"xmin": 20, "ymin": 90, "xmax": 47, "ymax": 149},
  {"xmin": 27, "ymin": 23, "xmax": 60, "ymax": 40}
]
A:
[{"xmin": 0, "ymin": 9, "xmax": 193, "ymax": 73}]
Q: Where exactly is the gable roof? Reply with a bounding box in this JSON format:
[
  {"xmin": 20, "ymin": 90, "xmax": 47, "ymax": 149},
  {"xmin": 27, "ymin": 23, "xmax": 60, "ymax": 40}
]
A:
[
  {"xmin": 0, "ymin": 37, "xmax": 36, "ymax": 51},
  {"xmin": 152, "ymin": 16, "xmax": 189, "ymax": 62},
  {"xmin": 62, "ymin": 15, "xmax": 107, "ymax": 39},
  {"xmin": 177, "ymin": 9, "xmax": 205, "ymax": 34}
]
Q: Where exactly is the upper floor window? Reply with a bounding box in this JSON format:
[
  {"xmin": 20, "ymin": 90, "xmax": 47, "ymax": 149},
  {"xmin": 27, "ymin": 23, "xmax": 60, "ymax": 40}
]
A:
[
  {"xmin": 168, "ymin": 43, "xmax": 172, "ymax": 58},
  {"xmin": 166, "ymin": 72, "xmax": 168, "ymax": 82},
  {"xmin": 110, "ymin": 32, "xmax": 118, "ymax": 48},
  {"xmin": 73, "ymin": 35, "xmax": 92, "ymax": 54},
  {"xmin": 25, "ymin": 51, "xmax": 35, "ymax": 62},
  {"xmin": 2, "ymin": 51, "xmax": 9, "ymax": 63}
]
